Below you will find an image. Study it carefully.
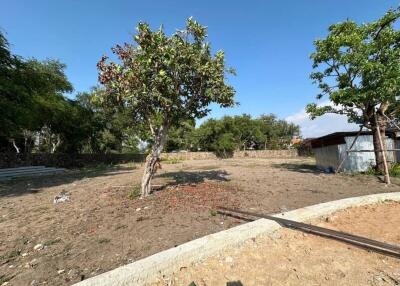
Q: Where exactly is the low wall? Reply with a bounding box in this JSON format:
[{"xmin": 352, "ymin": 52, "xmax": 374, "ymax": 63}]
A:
[
  {"xmin": 234, "ymin": 149, "xmax": 298, "ymax": 158},
  {"xmin": 73, "ymin": 192, "xmax": 400, "ymax": 286},
  {"xmin": 0, "ymin": 153, "xmax": 146, "ymax": 169},
  {"xmin": 161, "ymin": 149, "xmax": 299, "ymax": 161},
  {"xmin": 0, "ymin": 149, "xmax": 301, "ymax": 169}
]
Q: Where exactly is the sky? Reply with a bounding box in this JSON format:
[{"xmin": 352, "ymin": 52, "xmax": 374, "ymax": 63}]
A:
[{"xmin": 1, "ymin": 0, "xmax": 399, "ymax": 137}]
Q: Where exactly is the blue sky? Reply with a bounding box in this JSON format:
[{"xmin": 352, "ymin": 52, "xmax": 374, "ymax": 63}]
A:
[{"xmin": 1, "ymin": 1, "xmax": 399, "ymax": 137}]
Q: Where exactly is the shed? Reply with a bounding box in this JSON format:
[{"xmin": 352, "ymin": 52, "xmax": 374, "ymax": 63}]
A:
[{"xmin": 310, "ymin": 131, "xmax": 398, "ymax": 172}]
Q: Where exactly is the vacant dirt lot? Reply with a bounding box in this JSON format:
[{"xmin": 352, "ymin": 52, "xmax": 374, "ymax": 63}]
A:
[
  {"xmin": 165, "ymin": 201, "xmax": 400, "ymax": 286},
  {"xmin": 1, "ymin": 158, "xmax": 400, "ymax": 285}
]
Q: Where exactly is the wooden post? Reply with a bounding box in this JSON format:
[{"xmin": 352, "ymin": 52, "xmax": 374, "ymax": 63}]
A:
[
  {"xmin": 376, "ymin": 122, "xmax": 391, "ymax": 185},
  {"xmin": 335, "ymin": 126, "xmax": 363, "ymax": 173}
]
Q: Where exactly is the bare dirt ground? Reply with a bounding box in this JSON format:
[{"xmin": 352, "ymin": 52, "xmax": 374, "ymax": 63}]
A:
[
  {"xmin": 165, "ymin": 201, "xmax": 400, "ymax": 286},
  {"xmin": 1, "ymin": 158, "xmax": 400, "ymax": 285}
]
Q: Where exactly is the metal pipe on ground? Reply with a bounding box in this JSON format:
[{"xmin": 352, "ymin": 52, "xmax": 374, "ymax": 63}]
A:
[{"xmin": 217, "ymin": 207, "xmax": 400, "ymax": 259}]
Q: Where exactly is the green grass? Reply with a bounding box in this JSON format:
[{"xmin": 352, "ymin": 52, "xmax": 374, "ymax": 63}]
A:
[
  {"xmin": 0, "ymin": 249, "xmax": 20, "ymax": 261},
  {"xmin": 97, "ymin": 238, "xmax": 111, "ymax": 244},
  {"xmin": 0, "ymin": 274, "xmax": 15, "ymax": 284},
  {"xmin": 209, "ymin": 209, "xmax": 217, "ymax": 216},
  {"xmin": 127, "ymin": 185, "xmax": 141, "ymax": 199},
  {"xmin": 363, "ymin": 163, "xmax": 400, "ymax": 177},
  {"xmin": 389, "ymin": 163, "xmax": 400, "ymax": 177},
  {"xmin": 44, "ymin": 238, "xmax": 62, "ymax": 247},
  {"xmin": 114, "ymin": 224, "xmax": 128, "ymax": 231}
]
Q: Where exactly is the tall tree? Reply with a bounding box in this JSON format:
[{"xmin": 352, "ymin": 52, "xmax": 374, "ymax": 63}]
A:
[
  {"xmin": 97, "ymin": 18, "xmax": 235, "ymax": 196},
  {"xmin": 164, "ymin": 119, "xmax": 196, "ymax": 152},
  {"xmin": 306, "ymin": 9, "xmax": 400, "ymax": 172},
  {"xmin": 0, "ymin": 30, "xmax": 73, "ymax": 152},
  {"xmin": 258, "ymin": 114, "xmax": 299, "ymax": 149}
]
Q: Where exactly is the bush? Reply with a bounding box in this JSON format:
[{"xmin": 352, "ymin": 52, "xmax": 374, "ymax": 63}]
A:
[
  {"xmin": 363, "ymin": 163, "xmax": 400, "ymax": 177},
  {"xmin": 390, "ymin": 163, "xmax": 400, "ymax": 177},
  {"xmin": 213, "ymin": 133, "xmax": 235, "ymax": 158}
]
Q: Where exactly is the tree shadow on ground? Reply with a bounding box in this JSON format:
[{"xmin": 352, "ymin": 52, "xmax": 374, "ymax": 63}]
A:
[
  {"xmin": 0, "ymin": 165, "xmax": 137, "ymax": 198},
  {"xmin": 272, "ymin": 163, "xmax": 324, "ymax": 174},
  {"xmin": 155, "ymin": 169, "xmax": 230, "ymax": 187},
  {"xmin": 227, "ymin": 282, "xmax": 243, "ymax": 286},
  {"xmin": 190, "ymin": 281, "xmax": 243, "ymax": 286}
]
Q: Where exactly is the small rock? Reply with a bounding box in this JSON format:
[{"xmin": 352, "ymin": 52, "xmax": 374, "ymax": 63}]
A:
[
  {"xmin": 220, "ymin": 222, "xmax": 224, "ymax": 225},
  {"xmin": 30, "ymin": 280, "xmax": 38, "ymax": 286},
  {"xmin": 34, "ymin": 244, "xmax": 43, "ymax": 251},
  {"xmin": 21, "ymin": 252, "xmax": 28, "ymax": 257},
  {"xmin": 8, "ymin": 265, "xmax": 14, "ymax": 268},
  {"xmin": 143, "ymin": 206, "xmax": 149, "ymax": 210},
  {"xmin": 326, "ymin": 215, "xmax": 337, "ymax": 223},
  {"xmin": 57, "ymin": 269, "xmax": 65, "ymax": 274},
  {"xmin": 2, "ymin": 282, "xmax": 10, "ymax": 286},
  {"xmin": 29, "ymin": 259, "xmax": 38, "ymax": 267},
  {"xmin": 135, "ymin": 208, "xmax": 141, "ymax": 212}
]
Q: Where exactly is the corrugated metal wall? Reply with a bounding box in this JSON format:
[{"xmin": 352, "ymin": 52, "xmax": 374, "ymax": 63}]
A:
[
  {"xmin": 313, "ymin": 144, "xmax": 340, "ymax": 172},
  {"xmin": 340, "ymin": 135, "xmax": 375, "ymax": 172},
  {"xmin": 314, "ymin": 135, "xmax": 396, "ymax": 172}
]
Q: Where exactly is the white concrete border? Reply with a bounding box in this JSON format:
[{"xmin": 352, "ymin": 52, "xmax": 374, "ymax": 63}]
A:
[{"xmin": 74, "ymin": 192, "xmax": 400, "ymax": 286}]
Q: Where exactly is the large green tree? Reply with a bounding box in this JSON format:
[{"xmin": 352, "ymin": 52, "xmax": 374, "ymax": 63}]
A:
[
  {"xmin": 164, "ymin": 119, "xmax": 196, "ymax": 152},
  {"xmin": 0, "ymin": 31, "xmax": 74, "ymax": 152},
  {"xmin": 195, "ymin": 114, "xmax": 299, "ymax": 154},
  {"xmin": 306, "ymin": 9, "xmax": 400, "ymax": 172},
  {"xmin": 258, "ymin": 114, "xmax": 299, "ymax": 149},
  {"xmin": 97, "ymin": 18, "xmax": 235, "ymax": 196}
]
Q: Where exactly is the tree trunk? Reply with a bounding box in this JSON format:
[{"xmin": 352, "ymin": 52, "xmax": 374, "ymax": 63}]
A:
[
  {"xmin": 140, "ymin": 121, "xmax": 169, "ymax": 197},
  {"xmin": 11, "ymin": 139, "xmax": 20, "ymax": 153},
  {"xmin": 371, "ymin": 113, "xmax": 388, "ymax": 173}
]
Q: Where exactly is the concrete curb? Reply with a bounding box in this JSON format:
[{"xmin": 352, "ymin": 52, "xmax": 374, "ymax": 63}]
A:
[{"xmin": 74, "ymin": 192, "xmax": 400, "ymax": 286}]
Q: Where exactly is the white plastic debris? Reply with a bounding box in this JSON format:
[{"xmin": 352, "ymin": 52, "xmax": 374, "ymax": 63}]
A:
[
  {"xmin": 33, "ymin": 244, "xmax": 43, "ymax": 251},
  {"xmin": 54, "ymin": 191, "xmax": 70, "ymax": 204}
]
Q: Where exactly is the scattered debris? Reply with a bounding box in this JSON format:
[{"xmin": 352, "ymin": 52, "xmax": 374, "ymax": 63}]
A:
[
  {"xmin": 28, "ymin": 259, "xmax": 38, "ymax": 267},
  {"xmin": 53, "ymin": 191, "xmax": 70, "ymax": 204},
  {"xmin": 57, "ymin": 269, "xmax": 65, "ymax": 275},
  {"xmin": 33, "ymin": 244, "xmax": 43, "ymax": 251}
]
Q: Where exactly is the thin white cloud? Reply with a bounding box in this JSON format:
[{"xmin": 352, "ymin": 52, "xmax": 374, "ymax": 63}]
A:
[{"xmin": 286, "ymin": 102, "xmax": 360, "ymax": 138}]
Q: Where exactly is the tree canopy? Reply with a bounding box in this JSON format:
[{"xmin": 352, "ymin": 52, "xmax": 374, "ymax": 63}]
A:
[
  {"xmin": 0, "ymin": 31, "xmax": 139, "ymax": 154},
  {"xmin": 192, "ymin": 114, "xmax": 299, "ymax": 156},
  {"xmin": 306, "ymin": 8, "xmax": 400, "ymax": 171},
  {"xmin": 97, "ymin": 18, "xmax": 236, "ymax": 196}
]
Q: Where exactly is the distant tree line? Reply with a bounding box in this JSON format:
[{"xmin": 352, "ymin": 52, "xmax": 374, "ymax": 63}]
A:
[
  {"xmin": 165, "ymin": 114, "xmax": 300, "ymax": 156},
  {"xmin": 0, "ymin": 31, "xmax": 140, "ymax": 154},
  {"xmin": 0, "ymin": 30, "xmax": 299, "ymax": 157}
]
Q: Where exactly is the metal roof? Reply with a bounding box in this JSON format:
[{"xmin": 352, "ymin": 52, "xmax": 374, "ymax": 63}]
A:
[{"xmin": 310, "ymin": 130, "xmax": 396, "ymax": 148}]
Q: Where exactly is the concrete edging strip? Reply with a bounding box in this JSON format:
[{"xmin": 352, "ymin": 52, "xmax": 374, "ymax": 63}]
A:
[{"xmin": 74, "ymin": 192, "xmax": 400, "ymax": 286}]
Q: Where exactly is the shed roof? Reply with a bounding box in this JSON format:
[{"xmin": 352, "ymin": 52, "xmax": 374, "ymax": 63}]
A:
[{"xmin": 310, "ymin": 130, "xmax": 396, "ymax": 149}]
